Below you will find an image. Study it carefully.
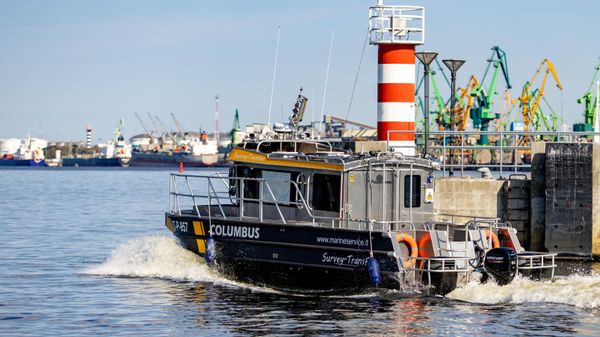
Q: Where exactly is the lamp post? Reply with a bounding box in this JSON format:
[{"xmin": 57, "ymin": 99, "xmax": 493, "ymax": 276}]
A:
[
  {"xmin": 442, "ymin": 59, "xmax": 465, "ymax": 176},
  {"xmin": 415, "ymin": 52, "xmax": 438, "ymax": 158}
]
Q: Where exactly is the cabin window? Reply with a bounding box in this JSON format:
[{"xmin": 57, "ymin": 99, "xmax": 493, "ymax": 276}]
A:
[
  {"xmin": 404, "ymin": 175, "xmax": 421, "ymax": 208},
  {"xmin": 238, "ymin": 166, "xmax": 260, "ymax": 200},
  {"xmin": 228, "ymin": 166, "xmax": 237, "ymax": 196},
  {"xmin": 294, "ymin": 173, "xmax": 307, "ymax": 207},
  {"xmin": 261, "ymin": 170, "xmax": 292, "ymax": 204},
  {"xmin": 312, "ymin": 174, "xmax": 340, "ymax": 212}
]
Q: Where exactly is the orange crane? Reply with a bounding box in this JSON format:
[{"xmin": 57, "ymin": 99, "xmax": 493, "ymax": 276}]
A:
[
  {"xmin": 454, "ymin": 75, "xmax": 479, "ymax": 131},
  {"xmin": 496, "ymin": 89, "xmax": 515, "ymax": 131},
  {"xmin": 515, "ymin": 59, "xmax": 563, "ymax": 131}
]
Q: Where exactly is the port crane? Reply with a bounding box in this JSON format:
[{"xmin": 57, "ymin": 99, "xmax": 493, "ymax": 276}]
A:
[
  {"xmin": 536, "ymin": 95, "xmax": 562, "ymax": 132},
  {"xmin": 514, "ymin": 58, "xmax": 562, "ymax": 132},
  {"xmin": 230, "ymin": 109, "xmax": 241, "ymax": 147},
  {"xmin": 454, "ymin": 75, "xmax": 480, "ymax": 131},
  {"xmin": 154, "ymin": 114, "xmax": 172, "ymax": 135},
  {"xmin": 134, "ymin": 112, "xmax": 155, "ymax": 138},
  {"xmin": 469, "ymin": 46, "xmax": 512, "ymax": 144},
  {"xmin": 430, "ymin": 70, "xmax": 451, "ymax": 131},
  {"xmin": 574, "ymin": 59, "xmax": 600, "ymax": 131},
  {"xmin": 145, "ymin": 112, "xmax": 162, "ymax": 137},
  {"xmin": 415, "ymin": 59, "xmax": 451, "ymax": 131},
  {"xmin": 170, "ymin": 112, "xmax": 186, "ymax": 139},
  {"xmin": 495, "ymin": 89, "xmax": 517, "ymax": 131}
]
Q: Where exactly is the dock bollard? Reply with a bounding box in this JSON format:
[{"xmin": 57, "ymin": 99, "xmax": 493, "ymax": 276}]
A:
[{"xmin": 179, "ymin": 162, "xmax": 183, "ymax": 173}]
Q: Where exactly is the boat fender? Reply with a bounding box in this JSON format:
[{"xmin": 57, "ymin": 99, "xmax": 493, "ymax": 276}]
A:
[
  {"xmin": 367, "ymin": 257, "xmax": 381, "ymax": 288},
  {"xmin": 484, "ymin": 230, "xmax": 500, "ymax": 249},
  {"xmin": 205, "ymin": 237, "xmax": 216, "ymax": 265},
  {"xmin": 396, "ymin": 233, "xmax": 418, "ymax": 269}
]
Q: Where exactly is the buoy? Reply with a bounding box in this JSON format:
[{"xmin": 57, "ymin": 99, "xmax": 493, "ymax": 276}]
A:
[
  {"xmin": 367, "ymin": 257, "xmax": 381, "ymax": 288},
  {"xmin": 205, "ymin": 237, "xmax": 216, "ymax": 265},
  {"xmin": 179, "ymin": 162, "xmax": 184, "ymax": 173}
]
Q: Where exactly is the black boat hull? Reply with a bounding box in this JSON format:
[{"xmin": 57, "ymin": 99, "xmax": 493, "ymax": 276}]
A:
[{"xmin": 166, "ymin": 214, "xmax": 457, "ymax": 294}]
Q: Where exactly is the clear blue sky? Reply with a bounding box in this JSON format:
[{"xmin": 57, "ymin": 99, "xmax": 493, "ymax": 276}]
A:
[{"xmin": 0, "ymin": 0, "xmax": 598, "ymax": 141}]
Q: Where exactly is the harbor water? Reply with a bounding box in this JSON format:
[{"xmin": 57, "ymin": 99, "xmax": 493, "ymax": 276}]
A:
[{"xmin": 1, "ymin": 168, "xmax": 599, "ymax": 336}]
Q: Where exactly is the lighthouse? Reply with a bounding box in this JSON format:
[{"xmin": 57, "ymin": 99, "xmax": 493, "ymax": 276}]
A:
[{"xmin": 369, "ymin": 1, "xmax": 424, "ymax": 156}]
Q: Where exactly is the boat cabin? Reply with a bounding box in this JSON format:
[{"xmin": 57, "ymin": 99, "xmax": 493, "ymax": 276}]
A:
[{"xmin": 224, "ymin": 139, "xmax": 436, "ymax": 230}]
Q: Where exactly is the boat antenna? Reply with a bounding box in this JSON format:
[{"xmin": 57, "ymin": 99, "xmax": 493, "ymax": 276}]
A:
[
  {"xmin": 311, "ymin": 88, "xmax": 316, "ymax": 138},
  {"xmin": 345, "ymin": 27, "xmax": 369, "ymax": 123},
  {"xmin": 318, "ymin": 29, "xmax": 334, "ymax": 139},
  {"xmin": 267, "ymin": 26, "xmax": 282, "ymax": 127},
  {"xmin": 215, "ymin": 95, "xmax": 220, "ymax": 143}
]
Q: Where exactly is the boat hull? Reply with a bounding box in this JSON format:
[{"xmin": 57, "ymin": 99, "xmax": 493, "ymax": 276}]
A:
[
  {"xmin": 165, "ymin": 214, "xmax": 458, "ymax": 293},
  {"xmin": 131, "ymin": 152, "xmax": 224, "ymax": 167},
  {"xmin": 62, "ymin": 157, "xmax": 124, "ymax": 167},
  {"xmin": 0, "ymin": 159, "xmax": 46, "ymax": 166}
]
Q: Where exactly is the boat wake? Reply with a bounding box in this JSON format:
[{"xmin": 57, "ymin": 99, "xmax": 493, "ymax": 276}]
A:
[
  {"xmin": 447, "ymin": 273, "xmax": 600, "ymax": 309},
  {"xmin": 83, "ymin": 235, "xmax": 275, "ymax": 292},
  {"xmin": 85, "ymin": 235, "xmax": 600, "ymax": 307}
]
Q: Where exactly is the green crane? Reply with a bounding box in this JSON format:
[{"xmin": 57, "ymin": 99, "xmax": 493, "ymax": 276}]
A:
[
  {"xmin": 430, "ymin": 70, "xmax": 450, "ymax": 130},
  {"xmin": 470, "ymin": 46, "xmax": 512, "ymax": 145},
  {"xmin": 574, "ymin": 59, "xmax": 600, "ymax": 131},
  {"xmin": 230, "ymin": 109, "xmax": 241, "ymax": 148},
  {"xmin": 415, "ymin": 59, "xmax": 451, "ymax": 132}
]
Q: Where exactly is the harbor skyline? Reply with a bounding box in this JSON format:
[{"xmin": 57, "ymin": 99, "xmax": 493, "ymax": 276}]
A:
[{"xmin": 0, "ymin": 0, "xmax": 598, "ymax": 140}]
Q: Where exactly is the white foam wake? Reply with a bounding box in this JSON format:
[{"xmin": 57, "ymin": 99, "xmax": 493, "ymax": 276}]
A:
[
  {"xmin": 448, "ymin": 274, "xmax": 600, "ymax": 309},
  {"xmin": 84, "ymin": 236, "xmax": 214, "ymax": 281},
  {"xmin": 84, "ymin": 235, "xmax": 273, "ymax": 292}
]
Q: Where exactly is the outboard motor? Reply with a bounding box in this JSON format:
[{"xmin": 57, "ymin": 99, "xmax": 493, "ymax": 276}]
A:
[{"xmin": 483, "ymin": 248, "xmax": 517, "ymax": 285}]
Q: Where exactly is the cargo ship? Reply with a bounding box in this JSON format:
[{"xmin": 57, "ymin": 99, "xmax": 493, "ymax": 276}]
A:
[
  {"xmin": 131, "ymin": 131, "xmax": 222, "ymax": 167},
  {"xmin": 62, "ymin": 128, "xmax": 132, "ymax": 167},
  {"xmin": 0, "ymin": 137, "xmax": 47, "ymax": 167}
]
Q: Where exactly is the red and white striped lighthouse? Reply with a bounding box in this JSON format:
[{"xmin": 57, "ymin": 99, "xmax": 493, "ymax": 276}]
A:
[{"xmin": 369, "ymin": 2, "xmax": 424, "ymax": 156}]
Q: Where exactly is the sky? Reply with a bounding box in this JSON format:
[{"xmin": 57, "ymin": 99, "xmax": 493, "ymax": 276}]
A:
[{"xmin": 0, "ymin": 0, "xmax": 599, "ymax": 141}]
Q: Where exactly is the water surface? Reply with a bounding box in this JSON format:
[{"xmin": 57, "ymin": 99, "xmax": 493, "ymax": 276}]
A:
[{"xmin": 1, "ymin": 167, "xmax": 599, "ymax": 336}]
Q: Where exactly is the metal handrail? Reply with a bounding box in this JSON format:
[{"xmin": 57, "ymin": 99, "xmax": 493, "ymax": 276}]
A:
[
  {"xmin": 256, "ymin": 139, "xmax": 334, "ymax": 153},
  {"xmin": 385, "ymin": 129, "xmax": 600, "ymax": 177},
  {"xmin": 170, "ymin": 173, "xmax": 435, "ymax": 232},
  {"xmin": 170, "ymin": 174, "xmax": 317, "ymax": 224}
]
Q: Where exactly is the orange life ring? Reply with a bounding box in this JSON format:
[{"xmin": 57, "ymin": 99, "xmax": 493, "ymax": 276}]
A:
[
  {"xmin": 396, "ymin": 233, "xmax": 418, "ymax": 269},
  {"xmin": 417, "ymin": 232, "xmax": 432, "ymax": 269},
  {"xmin": 484, "ymin": 230, "xmax": 500, "ymax": 248}
]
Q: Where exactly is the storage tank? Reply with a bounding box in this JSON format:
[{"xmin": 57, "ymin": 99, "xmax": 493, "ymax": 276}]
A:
[
  {"xmin": 129, "ymin": 133, "xmax": 154, "ymax": 149},
  {"xmin": 0, "ymin": 138, "xmax": 21, "ymax": 155}
]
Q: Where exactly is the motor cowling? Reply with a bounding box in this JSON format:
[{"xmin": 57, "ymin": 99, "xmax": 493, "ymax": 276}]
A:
[{"xmin": 483, "ymin": 247, "xmax": 517, "ymax": 285}]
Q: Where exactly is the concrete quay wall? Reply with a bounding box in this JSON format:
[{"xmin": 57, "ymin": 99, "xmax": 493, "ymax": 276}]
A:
[
  {"xmin": 433, "ymin": 142, "xmax": 600, "ymax": 258},
  {"xmin": 434, "ymin": 177, "xmax": 531, "ymax": 247},
  {"xmin": 434, "ymin": 178, "xmax": 505, "ymax": 222}
]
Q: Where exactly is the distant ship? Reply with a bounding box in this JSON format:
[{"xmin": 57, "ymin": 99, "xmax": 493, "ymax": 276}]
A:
[
  {"xmin": 62, "ymin": 122, "xmax": 132, "ymax": 167},
  {"xmin": 130, "ymin": 131, "xmax": 223, "ymax": 167},
  {"xmin": 0, "ymin": 137, "xmax": 47, "ymax": 167}
]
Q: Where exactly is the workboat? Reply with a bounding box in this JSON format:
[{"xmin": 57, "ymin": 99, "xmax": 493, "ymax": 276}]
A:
[{"xmin": 165, "ymin": 92, "xmax": 556, "ymax": 294}]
